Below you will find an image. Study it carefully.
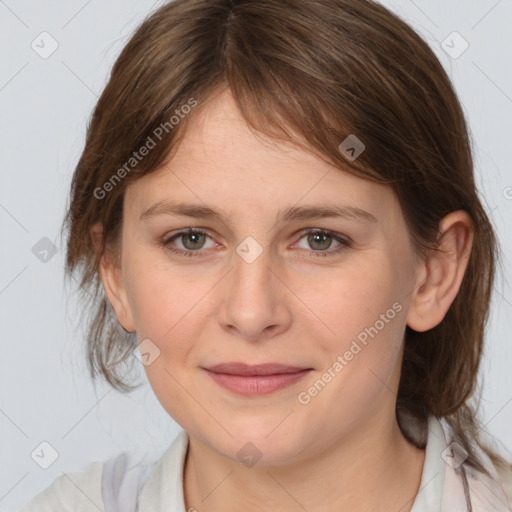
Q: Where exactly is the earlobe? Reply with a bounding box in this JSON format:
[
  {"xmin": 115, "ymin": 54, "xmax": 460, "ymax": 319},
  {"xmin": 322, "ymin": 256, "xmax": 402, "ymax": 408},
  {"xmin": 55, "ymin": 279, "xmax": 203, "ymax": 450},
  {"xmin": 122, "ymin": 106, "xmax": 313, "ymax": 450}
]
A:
[
  {"xmin": 406, "ymin": 210, "xmax": 474, "ymax": 332},
  {"xmin": 90, "ymin": 223, "xmax": 136, "ymax": 333}
]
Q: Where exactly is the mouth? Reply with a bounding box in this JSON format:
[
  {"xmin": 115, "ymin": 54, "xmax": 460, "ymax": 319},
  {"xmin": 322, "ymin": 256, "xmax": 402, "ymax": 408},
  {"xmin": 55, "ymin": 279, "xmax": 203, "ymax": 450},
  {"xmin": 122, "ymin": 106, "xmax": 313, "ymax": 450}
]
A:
[{"xmin": 202, "ymin": 362, "xmax": 313, "ymax": 396}]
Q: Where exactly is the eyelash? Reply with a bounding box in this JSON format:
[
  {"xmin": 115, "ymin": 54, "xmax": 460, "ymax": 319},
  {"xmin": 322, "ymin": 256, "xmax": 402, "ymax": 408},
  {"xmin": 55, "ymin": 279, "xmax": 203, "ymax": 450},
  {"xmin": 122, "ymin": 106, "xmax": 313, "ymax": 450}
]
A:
[{"xmin": 161, "ymin": 228, "xmax": 352, "ymax": 259}]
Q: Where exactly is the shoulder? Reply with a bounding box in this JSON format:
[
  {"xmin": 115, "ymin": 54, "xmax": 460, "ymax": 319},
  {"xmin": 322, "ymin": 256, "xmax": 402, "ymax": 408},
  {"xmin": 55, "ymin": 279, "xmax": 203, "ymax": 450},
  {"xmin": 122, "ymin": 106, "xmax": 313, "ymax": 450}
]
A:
[
  {"xmin": 137, "ymin": 430, "xmax": 190, "ymax": 509},
  {"xmin": 495, "ymin": 461, "xmax": 512, "ymax": 509},
  {"xmin": 436, "ymin": 416, "xmax": 512, "ymax": 511},
  {"xmin": 101, "ymin": 450, "xmax": 156, "ymax": 511},
  {"xmin": 19, "ymin": 459, "xmax": 104, "ymax": 512},
  {"xmin": 19, "ymin": 451, "xmax": 157, "ymax": 512},
  {"xmin": 401, "ymin": 412, "xmax": 512, "ymax": 511}
]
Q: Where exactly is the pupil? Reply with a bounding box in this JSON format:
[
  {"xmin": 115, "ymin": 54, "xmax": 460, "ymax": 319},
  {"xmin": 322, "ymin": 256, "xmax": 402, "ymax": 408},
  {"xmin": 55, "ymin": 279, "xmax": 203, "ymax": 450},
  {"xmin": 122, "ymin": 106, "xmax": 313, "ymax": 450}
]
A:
[
  {"xmin": 184, "ymin": 232, "xmax": 205, "ymax": 249},
  {"xmin": 309, "ymin": 233, "xmax": 331, "ymax": 250}
]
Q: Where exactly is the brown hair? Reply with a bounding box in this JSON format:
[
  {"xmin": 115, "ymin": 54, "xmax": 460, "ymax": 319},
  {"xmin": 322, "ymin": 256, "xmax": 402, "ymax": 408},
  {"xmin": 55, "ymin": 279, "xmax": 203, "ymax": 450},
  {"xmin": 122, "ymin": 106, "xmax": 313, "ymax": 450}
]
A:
[{"xmin": 62, "ymin": 0, "xmax": 511, "ymax": 476}]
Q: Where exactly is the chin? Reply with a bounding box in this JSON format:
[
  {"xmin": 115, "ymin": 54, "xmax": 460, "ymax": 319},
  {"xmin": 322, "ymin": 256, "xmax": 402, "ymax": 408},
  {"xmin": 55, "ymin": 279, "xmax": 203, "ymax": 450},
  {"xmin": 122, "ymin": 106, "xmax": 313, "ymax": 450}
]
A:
[{"xmin": 200, "ymin": 419, "xmax": 309, "ymax": 467}]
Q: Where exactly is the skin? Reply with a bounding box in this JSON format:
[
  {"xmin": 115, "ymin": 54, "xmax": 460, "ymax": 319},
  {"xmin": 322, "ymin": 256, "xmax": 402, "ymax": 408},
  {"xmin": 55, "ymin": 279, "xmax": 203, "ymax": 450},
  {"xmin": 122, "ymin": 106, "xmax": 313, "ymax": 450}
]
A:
[{"xmin": 94, "ymin": 87, "xmax": 474, "ymax": 511}]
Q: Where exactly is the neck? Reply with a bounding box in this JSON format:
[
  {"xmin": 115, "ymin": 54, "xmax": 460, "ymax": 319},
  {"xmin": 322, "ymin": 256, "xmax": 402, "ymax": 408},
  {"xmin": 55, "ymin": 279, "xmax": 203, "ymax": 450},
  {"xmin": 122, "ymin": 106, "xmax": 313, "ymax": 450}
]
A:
[{"xmin": 183, "ymin": 414, "xmax": 426, "ymax": 512}]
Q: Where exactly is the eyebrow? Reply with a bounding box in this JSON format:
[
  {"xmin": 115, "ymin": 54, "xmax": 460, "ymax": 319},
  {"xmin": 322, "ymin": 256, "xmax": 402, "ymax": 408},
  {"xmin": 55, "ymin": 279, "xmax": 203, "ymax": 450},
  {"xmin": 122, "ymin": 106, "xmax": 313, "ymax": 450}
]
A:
[{"xmin": 139, "ymin": 200, "xmax": 378, "ymax": 226}]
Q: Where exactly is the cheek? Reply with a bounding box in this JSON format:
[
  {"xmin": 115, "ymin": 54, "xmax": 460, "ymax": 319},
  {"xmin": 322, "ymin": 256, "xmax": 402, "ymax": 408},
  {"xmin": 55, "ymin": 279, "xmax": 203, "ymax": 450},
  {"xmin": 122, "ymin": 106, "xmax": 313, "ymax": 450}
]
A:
[
  {"xmin": 295, "ymin": 256, "xmax": 408, "ymax": 400},
  {"xmin": 125, "ymin": 260, "xmax": 213, "ymax": 424},
  {"xmin": 297, "ymin": 256, "xmax": 404, "ymax": 348},
  {"xmin": 123, "ymin": 252, "xmax": 214, "ymax": 342}
]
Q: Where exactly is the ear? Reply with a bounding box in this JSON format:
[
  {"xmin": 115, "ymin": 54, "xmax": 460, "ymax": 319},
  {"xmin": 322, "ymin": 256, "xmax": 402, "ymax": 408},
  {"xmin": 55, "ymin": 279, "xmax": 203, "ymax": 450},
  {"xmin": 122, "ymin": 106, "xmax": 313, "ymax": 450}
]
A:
[
  {"xmin": 90, "ymin": 223, "xmax": 135, "ymax": 333},
  {"xmin": 406, "ymin": 210, "xmax": 474, "ymax": 332}
]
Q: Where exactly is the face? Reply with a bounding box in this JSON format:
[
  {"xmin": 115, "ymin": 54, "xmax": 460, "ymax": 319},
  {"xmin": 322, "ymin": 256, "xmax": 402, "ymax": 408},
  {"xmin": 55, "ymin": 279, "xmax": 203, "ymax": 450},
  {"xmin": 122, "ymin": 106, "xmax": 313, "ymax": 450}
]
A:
[{"xmin": 109, "ymin": 88, "xmax": 423, "ymax": 465}]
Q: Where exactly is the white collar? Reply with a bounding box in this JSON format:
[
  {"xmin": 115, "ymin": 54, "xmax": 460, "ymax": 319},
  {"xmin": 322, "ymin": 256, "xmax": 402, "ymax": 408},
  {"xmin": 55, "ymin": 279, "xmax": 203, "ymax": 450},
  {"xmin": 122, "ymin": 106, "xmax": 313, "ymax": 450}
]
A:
[{"xmin": 138, "ymin": 428, "xmax": 189, "ymax": 511}]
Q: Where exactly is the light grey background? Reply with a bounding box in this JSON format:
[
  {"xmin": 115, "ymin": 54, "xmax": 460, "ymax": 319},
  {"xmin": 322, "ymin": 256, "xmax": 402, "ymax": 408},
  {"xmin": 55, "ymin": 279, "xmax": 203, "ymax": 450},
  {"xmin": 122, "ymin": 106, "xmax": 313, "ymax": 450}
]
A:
[{"xmin": 1, "ymin": 0, "xmax": 511, "ymax": 509}]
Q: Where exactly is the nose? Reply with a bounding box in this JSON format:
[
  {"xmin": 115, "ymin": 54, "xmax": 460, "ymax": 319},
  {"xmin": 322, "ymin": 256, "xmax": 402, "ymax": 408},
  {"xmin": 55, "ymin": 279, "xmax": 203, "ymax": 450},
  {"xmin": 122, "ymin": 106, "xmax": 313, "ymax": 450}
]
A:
[{"xmin": 216, "ymin": 244, "xmax": 293, "ymax": 342}]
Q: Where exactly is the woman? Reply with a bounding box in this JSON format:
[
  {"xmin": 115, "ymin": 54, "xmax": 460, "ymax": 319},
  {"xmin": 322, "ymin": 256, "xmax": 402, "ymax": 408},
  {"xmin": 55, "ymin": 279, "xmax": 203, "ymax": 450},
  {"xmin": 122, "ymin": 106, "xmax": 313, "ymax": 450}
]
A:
[{"xmin": 21, "ymin": 0, "xmax": 512, "ymax": 510}]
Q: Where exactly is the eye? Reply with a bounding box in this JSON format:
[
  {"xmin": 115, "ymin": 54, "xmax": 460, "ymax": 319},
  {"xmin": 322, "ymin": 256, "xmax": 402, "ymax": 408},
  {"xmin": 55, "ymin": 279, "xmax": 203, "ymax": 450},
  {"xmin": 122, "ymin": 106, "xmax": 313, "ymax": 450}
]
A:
[
  {"xmin": 294, "ymin": 229, "xmax": 351, "ymax": 256},
  {"xmin": 162, "ymin": 228, "xmax": 216, "ymax": 256}
]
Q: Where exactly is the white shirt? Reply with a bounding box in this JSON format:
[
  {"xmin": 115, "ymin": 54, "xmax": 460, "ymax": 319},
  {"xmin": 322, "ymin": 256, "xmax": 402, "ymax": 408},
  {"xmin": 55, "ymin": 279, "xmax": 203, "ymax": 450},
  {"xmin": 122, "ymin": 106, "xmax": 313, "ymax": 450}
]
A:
[{"xmin": 20, "ymin": 415, "xmax": 512, "ymax": 511}]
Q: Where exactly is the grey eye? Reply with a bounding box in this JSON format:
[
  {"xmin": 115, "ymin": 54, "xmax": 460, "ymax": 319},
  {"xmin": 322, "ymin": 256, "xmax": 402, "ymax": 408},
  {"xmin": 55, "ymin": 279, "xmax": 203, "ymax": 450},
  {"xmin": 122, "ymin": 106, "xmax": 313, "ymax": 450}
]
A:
[
  {"xmin": 180, "ymin": 232, "xmax": 207, "ymax": 250},
  {"xmin": 306, "ymin": 232, "xmax": 333, "ymax": 250}
]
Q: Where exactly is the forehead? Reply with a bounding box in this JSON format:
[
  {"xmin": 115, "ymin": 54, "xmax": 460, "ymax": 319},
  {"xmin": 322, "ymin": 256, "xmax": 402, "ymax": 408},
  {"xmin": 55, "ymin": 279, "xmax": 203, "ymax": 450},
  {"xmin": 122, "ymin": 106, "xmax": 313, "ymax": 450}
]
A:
[
  {"xmin": 124, "ymin": 89, "xmax": 398, "ymax": 224},
  {"xmin": 170, "ymin": 88, "xmax": 326, "ymax": 177}
]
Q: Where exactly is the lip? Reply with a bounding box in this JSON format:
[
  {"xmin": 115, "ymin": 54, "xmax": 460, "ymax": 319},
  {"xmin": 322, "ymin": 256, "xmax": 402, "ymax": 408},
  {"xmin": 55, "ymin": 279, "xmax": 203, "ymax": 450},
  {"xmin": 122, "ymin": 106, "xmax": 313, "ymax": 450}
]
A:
[{"xmin": 202, "ymin": 362, "xmax": 313, "ymax": 396}]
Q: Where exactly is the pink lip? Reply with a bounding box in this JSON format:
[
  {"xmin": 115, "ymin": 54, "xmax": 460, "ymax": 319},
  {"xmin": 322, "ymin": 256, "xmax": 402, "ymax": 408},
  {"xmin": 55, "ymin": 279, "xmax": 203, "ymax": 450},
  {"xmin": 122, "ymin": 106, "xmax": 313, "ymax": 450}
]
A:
[{"xmin": 202, "ymin": 362, "xmax": 312, "ymax": 395}]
